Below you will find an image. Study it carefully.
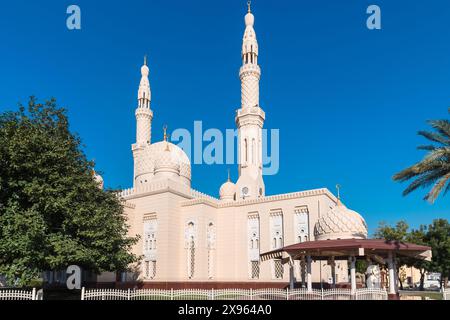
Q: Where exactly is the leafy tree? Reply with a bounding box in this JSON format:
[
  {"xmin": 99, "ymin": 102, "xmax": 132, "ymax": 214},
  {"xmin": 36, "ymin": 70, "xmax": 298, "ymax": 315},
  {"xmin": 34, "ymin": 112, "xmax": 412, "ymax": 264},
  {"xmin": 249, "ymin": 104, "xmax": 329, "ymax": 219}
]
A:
[
  {"xmin": 374, "ymin": 221, "xmax": 409, "ymax": 289},
  {"xmin": 425, "ymin": 219, "xmax": 450, "ymax": 289},
  {"xmin": 374, "ymin": 220, "xmax": 409, "ymax": 241},
  {"xmin": 393, "ymin": 108, "xmax": 450, "ymax": 203},
  {"xmin": 404, "ymin": 226, "xmax": 431, "ymax": 291},
  {"xmin": 355, "ymin": 260, "xmax": 368, "ymax": 275},
  {"xmin": 0, "ymin": 97, "xmax": 139, "ymax": 286}
]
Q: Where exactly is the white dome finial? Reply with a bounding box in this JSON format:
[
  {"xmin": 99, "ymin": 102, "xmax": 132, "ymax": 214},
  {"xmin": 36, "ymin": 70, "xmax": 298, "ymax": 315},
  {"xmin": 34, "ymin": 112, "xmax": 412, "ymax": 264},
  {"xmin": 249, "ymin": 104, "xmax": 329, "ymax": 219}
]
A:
[
  {"xmin": 245, "ymin": 5, "xmax": 254, "ymax": 27},
  {"xmin": 141, "ymin": 56, "xmax": 149, "ymax": 77}
]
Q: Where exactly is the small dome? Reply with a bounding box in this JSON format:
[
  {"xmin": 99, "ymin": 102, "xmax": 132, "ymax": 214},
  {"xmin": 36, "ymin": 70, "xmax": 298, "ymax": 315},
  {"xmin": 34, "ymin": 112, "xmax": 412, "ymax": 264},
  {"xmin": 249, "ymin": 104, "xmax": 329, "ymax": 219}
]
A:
[
  {"xmin": 219, "ymin": 181, "xmax": 236, "ymax": 201},
  {"xmin": 314, "ymin": 202, "xmax": 368, "ymax": 240},
  {"xmin": 92, "ymin": 171, "xmax": 104, "ymax": 190}
]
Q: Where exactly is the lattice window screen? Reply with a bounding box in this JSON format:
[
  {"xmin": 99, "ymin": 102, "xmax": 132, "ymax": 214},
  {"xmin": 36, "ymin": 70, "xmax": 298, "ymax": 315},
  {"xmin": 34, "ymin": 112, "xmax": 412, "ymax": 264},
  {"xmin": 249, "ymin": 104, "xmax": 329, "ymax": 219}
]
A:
[
  {"xmin": 188, "ymin": 241, "xmax": 195, "ymax": 279},
  {"xmin": 274, "ymin": 259, "xmax": 283, "ymax": 279},
  {"xmin": 144, "ymin": 261, "xmax": 150, "ymax": 279},
  {"xmin": 251, "ymin": 261, "xmax": 260, "ymax": 279},
  {"xmin": 151, "ymin": 261, "xmax": 156, "ymax": 279}
]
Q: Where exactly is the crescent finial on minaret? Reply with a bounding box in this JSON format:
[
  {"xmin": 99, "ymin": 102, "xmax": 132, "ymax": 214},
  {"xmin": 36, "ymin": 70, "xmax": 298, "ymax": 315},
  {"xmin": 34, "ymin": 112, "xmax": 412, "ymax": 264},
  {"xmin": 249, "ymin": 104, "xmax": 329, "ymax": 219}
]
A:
[
  {"xmin": 144, "ymin": 54, "xmax": 147, "ymax": 66},
  {"xmin": 247, "ymin": 0, "xmax": 251, "ymax": 13}
]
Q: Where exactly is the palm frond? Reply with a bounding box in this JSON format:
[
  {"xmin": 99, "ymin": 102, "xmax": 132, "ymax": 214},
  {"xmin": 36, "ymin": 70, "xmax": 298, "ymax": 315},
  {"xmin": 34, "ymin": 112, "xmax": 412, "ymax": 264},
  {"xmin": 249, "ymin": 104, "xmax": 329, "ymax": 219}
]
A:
[
  {"xmin": 425, "ymin": 172, "xmax": 450, "ymax": 203},
  {"xmin": 417, "ymin": 145, "xmax": 437, "ymax": 151},
  {"xmin": 428, "ymin": 119, "xmax": 450, "ymax": 140},
  {"xmin": 394, "ymin": 111, "xmax": 450, "ymax": 203},
  {"xmin": 418, "ymin": 130, "xmax": 448, "ymax": 145},
  {"xmin": 393, "ymin": 157, "xmax": 447, "ymax": 182},
  {"xmin": 401, "ymin": 170, "xmax": 446, "ymax": 196}
]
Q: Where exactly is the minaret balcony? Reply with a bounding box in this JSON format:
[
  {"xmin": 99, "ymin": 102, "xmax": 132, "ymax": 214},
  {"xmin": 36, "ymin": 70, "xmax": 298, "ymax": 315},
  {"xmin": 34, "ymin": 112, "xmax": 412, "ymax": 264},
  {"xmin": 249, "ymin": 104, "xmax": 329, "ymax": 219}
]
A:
[
  {"xmin": 135, "ymin": 108, "xmax": 153, "ymax": 119},
  {"xmin": 236, "ymin": 106, "xmax": 265, "ymax": 119},
  {"xmin": 235, "ymin": 107, "xmax": 265, "ymax": 127},
  {"xmin": 239, "ymin": 64, "xmax": 261, "ymax": 76}
]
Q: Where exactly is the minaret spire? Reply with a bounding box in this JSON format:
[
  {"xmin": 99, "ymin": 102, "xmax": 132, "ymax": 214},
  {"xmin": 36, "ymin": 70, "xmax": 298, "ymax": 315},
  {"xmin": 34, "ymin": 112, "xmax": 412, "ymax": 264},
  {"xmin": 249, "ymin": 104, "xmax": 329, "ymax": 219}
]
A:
[
  {"xmin": 135, "ymin": 56, "xmax": 153, "ymax": 146},
  {"xmin": 247, "ymin": 0, "xmax": 251, "ymax": 13},
  {"xmin": 235, "ymin": 2, "xmax": 266, "ymax": 200}
]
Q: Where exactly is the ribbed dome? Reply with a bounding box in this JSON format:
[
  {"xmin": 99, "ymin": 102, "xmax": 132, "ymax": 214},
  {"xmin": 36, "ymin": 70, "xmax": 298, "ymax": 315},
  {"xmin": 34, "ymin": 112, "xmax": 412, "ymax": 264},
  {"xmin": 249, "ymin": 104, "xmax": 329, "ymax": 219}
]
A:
[
  {"xmin": 219, "ymin": 181, "xmax": 236, "ymax": 201},
  {"xmin": 154, "ymin": 142, "xmax": 181, "ymax": 174},
  {"xmin": 134, "ymin": 141, "xmax": 191, "ymax": 188},
  {"xmin": 314, "ymin": 202, "xmax": 368, "ymax": 240}
]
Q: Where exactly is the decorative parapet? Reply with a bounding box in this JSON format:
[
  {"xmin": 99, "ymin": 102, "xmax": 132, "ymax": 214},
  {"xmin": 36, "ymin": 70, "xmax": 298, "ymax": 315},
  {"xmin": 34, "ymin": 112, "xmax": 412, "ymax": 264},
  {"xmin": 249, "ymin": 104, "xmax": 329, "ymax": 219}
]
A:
[
  {"xmin": 181, "ymin": 188, "xmax": 336, "ymax": 208},
  {"xmin": 119, "ymin": 187, "xmax": 135, "ymax": 198},
  {"xmin": 190, "ymin": 189, "xmax": 218, "ymax": 202},
  {"xmin": 121, "ymin": 200, "xmax": 136, "ymax": 209},
  {"xmin": 118, "ymin": 184, "xmax": 335, "ymax": 210}
]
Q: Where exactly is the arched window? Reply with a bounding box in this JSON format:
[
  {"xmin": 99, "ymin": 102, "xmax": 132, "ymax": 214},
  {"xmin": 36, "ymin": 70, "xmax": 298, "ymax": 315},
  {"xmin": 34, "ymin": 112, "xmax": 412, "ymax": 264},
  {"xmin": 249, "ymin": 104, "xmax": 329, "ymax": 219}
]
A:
[
  {"xmin": 252, "ymin": 139, "xmax": 256, "ymax": 165},
  {"xmin": 244, "ymin": 139, "xmax": 248, "ymax": 163},
  {"xmin": 188, "ymin": 237, "xmax": 195, "ymax": 279},
  {"xmin": 187, "ymin": 222, "xmax": 196, "ymax": 279}
]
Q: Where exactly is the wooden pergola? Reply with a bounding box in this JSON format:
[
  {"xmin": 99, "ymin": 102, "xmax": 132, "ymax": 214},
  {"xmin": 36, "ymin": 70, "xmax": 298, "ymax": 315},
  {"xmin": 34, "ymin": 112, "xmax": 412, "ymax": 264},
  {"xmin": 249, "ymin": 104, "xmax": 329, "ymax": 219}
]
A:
[{"xmin": 261, "ymin": 239, "xmax": 431, "ymax": 298}]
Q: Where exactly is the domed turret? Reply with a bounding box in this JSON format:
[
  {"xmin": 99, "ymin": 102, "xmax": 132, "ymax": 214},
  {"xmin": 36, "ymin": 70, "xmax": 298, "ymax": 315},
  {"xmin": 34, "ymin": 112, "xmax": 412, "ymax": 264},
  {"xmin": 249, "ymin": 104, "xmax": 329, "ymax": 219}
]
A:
[
  {"xmin": 314, "ymin": 198, "xmax": 368, "ymax": 241},
  {"xmin": 92, "ymin": 170, "xmax": 104, "ymax": 190},
  {"xmin": 219, "ymin": 171, "xmax": 236, "ymax": 202}
]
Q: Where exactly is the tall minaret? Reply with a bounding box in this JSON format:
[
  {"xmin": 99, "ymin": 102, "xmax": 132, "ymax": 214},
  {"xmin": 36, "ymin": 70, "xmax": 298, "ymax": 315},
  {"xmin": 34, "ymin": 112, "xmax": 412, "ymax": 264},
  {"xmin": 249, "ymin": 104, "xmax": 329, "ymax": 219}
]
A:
[
  {"xmin": 235, "ymin": 2, "xmax": 266, "ymax": 200},
  {"xmin": 132, "ymin": 56, "xmax": 153, "ymax": 189},
  {"xmin": 135, "ymin": 55, "xmax": 153, "ymax": 146}
]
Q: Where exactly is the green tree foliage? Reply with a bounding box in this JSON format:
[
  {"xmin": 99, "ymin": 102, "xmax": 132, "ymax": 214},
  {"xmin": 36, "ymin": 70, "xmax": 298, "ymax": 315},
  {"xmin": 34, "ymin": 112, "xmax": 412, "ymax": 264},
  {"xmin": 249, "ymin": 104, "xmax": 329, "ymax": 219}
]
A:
[
  {"xmin": 424, "ymin": 219, "xmax": 450, "ymax": 288},
  {"xmin": 375, "ymin": 219, "xmax": 450, "ymax": 290},
  {"xmin": 0, "ymin": 97, "xmax": 139, "ymax": 286},
  {"xmin": 405, "ymin": 226, "xmax": 430, "ymax": 291},
  {"xmin": 374, "ymin": 221, "xmax": 409, "ymax": 289},
  {"xmin": 374, "ymin": 221, "xmax": 409, "ymax": 241},
  {"xmin": 393, "ymin": 108, "xmax": 450, "ymax": 203}
]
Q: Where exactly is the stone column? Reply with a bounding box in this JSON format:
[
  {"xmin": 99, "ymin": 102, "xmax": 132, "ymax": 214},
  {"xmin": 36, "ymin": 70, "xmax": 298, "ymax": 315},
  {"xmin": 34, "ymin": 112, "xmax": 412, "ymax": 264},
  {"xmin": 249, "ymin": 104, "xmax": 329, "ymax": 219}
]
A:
[
  {"xmin": 288, "ymin": 255, "xmax": 295, "ymax": 289},
  {"xmin": 387, "ymin": 252, "xmax": 396, "ymax": 295},
  {"xmin": 306, "ymin": 255, "xmax": 313, "ymax": 292},
  {"xmin": 289, "ymin": 263, "xmax": 295, "ymax": 290},
  {"xmin": 301, "ymin": 256, "xmax": 306, "ymax": 288},
  {"xmin": 329, "ymin": 257, "xmax": 336, "ymax": 288},
  {"xmin": 349, "ymin": 256, "xmax": 357, "ymax": 294}
]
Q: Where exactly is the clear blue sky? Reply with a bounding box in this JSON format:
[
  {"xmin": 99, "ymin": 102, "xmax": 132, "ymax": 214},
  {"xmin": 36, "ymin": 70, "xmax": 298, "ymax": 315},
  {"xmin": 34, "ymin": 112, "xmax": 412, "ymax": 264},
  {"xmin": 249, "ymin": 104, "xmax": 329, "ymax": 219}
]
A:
[{"xmin": 1, "ymin": 0, "xmax": 449, "ymax": 235}]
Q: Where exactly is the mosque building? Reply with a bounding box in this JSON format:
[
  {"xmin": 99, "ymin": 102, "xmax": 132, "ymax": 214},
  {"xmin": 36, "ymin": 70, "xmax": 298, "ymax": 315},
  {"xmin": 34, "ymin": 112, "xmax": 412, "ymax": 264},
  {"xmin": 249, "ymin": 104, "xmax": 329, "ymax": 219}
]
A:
[{"xmin": 107, "ymin": 3, "xmax": 369, "ymax": 288}]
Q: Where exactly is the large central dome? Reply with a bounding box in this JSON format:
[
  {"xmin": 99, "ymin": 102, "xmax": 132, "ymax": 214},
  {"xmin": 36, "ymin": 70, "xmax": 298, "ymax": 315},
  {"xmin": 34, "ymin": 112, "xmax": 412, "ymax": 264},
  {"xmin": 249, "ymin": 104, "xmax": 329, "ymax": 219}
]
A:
[
  {"xmin": 134, "ymin": 141, "xmax": 191, "ymax": 187},
  {"xmin": 314, "ymin": 201, "xmax": 368, "ymax": 240}
]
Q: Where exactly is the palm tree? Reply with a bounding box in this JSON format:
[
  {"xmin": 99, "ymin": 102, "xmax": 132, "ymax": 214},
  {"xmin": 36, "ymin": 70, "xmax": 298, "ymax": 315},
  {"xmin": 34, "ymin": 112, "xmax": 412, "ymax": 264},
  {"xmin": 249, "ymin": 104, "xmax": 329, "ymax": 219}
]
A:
[{"xmin": 393, "ymin": 108, "xmax": 450, "ymax": 203}]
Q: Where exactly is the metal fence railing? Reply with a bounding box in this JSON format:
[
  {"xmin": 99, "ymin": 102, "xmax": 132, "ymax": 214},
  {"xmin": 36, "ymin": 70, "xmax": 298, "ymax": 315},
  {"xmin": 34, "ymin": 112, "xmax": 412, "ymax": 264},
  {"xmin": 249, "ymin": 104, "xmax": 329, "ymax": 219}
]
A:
[
  {"xmin": 0, "ymin": 288, "xmax": 38, "ymax": 300},
  {"xmin": 81, "ymin": 287, "xmax": 389, "ymax": 301}
]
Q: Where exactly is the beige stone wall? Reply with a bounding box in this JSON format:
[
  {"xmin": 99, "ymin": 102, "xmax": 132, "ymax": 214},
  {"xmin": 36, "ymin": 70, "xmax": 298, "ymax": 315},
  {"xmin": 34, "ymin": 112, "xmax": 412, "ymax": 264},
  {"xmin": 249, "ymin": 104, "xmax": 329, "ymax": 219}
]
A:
[{"xmin": 119, "ymin": 182, "xmax": 350, "ymax": 285}]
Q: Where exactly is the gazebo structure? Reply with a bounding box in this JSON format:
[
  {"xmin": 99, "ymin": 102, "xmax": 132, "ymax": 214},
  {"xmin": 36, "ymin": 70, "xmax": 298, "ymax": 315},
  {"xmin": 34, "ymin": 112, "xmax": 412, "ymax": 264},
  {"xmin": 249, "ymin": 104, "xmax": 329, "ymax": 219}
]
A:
[
  {"xmin": 260, "ymin": 195, "xmax": 432, "ymax": 300},
  {"xmin": 260, "ymin": 238, "xmax": 431, "ymax": 299}
]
